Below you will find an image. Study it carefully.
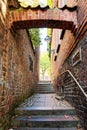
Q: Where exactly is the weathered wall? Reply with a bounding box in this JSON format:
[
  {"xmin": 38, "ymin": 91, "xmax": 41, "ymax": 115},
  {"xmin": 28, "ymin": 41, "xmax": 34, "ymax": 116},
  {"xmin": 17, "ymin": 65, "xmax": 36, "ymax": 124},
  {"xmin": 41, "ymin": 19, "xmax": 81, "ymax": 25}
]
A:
[
  {"xmin": 77, "ymin": 0, "xmax": 87, "ymax": 29},
  {"xmin": 0, "ymin": 28, "xmax": 39, "ymax": 129},
  {"xmin": 61, "ymin": 32, "xmax": 87, "ymax": 129},
  {"xmin": 51, "ymin": 0, "xmax": 86, "ymax": 88},
  {"xmin": 51, "ymin": 30, "xmax": 74, "ymax": 86},
  {"xmin": 51, "ymin": 0, "xmax": 87, "ymax": 129},
  {"xmin": 0, "ymin": 2, "xmax": 39, "ymax": 129}
]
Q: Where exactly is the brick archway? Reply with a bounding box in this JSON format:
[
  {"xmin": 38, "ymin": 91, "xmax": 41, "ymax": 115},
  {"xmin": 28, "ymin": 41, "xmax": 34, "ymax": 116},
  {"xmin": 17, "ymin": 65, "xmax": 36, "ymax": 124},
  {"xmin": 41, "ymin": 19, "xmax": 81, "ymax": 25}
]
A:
[{"xmin": 10, "ymin": 8, "xmax": 77, "ymax": 32}]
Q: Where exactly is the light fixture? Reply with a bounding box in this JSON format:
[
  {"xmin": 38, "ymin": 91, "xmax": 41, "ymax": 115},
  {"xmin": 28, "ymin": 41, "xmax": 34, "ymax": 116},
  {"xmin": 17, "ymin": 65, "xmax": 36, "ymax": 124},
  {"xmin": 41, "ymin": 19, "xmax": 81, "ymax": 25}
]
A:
[
  {"xmin": 44, "ymin": 35, "xmax": 51, "ymax": 43},
  {"xmin": 47, "ymin": 48, "xmax": 56, "ymax": 54}
]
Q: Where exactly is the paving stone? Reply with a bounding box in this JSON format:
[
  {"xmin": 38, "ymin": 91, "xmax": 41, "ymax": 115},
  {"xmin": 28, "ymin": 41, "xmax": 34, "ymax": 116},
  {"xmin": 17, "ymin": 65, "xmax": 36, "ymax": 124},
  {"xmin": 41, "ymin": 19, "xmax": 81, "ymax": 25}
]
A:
[{"xmin": 10, "ymin": 83, "xmax": 82, "ymax": 129}]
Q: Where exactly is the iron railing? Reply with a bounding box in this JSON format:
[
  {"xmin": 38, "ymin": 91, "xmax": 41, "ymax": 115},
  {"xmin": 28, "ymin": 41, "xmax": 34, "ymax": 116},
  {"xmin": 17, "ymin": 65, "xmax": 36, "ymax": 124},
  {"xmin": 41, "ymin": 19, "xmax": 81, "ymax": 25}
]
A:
[{"xmin": 60, "ymin": 70, "xmax": 87, "ymax": 98}]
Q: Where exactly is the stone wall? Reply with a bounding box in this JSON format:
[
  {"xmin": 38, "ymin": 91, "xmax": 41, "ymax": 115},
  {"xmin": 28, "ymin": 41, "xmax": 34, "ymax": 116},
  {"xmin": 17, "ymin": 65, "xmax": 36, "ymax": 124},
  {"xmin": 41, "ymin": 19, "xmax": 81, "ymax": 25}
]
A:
[{"xmin": 0, "ymin": 8, "xmax": 39, "ymax": 130}]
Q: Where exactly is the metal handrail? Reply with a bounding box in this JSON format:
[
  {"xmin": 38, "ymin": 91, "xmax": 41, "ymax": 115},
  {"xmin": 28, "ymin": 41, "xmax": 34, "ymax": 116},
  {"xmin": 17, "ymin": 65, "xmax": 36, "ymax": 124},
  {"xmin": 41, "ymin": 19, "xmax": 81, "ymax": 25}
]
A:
[{"xmin": 60, "ymin": 70, "xmax": 87, "ymax": 98}]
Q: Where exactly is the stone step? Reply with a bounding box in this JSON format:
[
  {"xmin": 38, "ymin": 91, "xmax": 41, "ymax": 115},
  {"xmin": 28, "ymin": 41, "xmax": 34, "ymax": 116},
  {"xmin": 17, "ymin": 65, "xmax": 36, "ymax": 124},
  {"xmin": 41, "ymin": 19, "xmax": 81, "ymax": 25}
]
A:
[
  {"xmin": 39, "ymin": 81, "xmax": 51, "ymax": 84},
  {"xmin": 37, "ymin": 84, "xmax": 54, "ymax": 88},
  {"xmin": 15, "ymin": 108, "xmax": 76, "ymax": 116},
  {"xmin": 36, "ymin": 87, "xmax": 54, "ymax": 90},
  {"xmin": 38, "ymin": 83, "xmax": 53, "ymax": 85},
  {"xmin": 36, "ymin": 91, "xmax": 55, "ymax": 93},
  {"xmin": 36, "ymin": 88, "xmax": 54, "ymax": 90},
  {"xmin": 36, "ymin": 84, "xmax": 54, "ymax": 93},
  {"xmin": 36, "ymin": 87, "xmax": 54, "ymax": 89},
  {"xmin": 11, "ymin": 115, "xmax": 79, "ymax": 128},
  {"xmin": 11, "ymin": 127, "xmax": 77, "ymax": 130},
  {"xmin": 36, "ymin": 89, "xmax": 54, "ymax": 91},
  {"xmin": 37, "ymin": 89, "xmax": 54, "ymax": 92}
]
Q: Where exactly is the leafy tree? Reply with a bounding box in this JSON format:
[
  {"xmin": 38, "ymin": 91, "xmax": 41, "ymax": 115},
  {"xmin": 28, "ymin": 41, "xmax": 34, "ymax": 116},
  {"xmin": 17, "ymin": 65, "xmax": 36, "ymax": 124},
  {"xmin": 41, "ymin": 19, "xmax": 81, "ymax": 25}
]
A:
[
  {"xmin": 29, "ymin": 28, "xmax": 41, "ymax": 49},
  {"xmin": 40, "ymin": 52, "xmax": 51, "ymax": 80}
]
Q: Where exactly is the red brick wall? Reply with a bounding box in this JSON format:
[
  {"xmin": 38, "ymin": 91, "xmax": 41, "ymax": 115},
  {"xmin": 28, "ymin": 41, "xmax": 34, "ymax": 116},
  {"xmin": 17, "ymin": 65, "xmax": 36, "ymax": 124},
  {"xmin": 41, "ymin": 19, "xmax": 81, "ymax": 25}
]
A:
[
  {"xmin": 51, "ymin": 30, "xmax": 75, "ymax": 85},
  {"xmin": 11, "ymin": 8, "xmax": 77, "ymax": 30},
  {"xmin": 51, "ymin": 0, "xmax": 87, "ymax": 83},
  {"xmin": 77, "ymin": 0, "xmax": 87, "ymax": 29},
  {"xmin": 52, "ymin": 1, "xmax": 87, "ymax": 128},
  {"xmin": 0, "ymin": 15, "xmax": 39, "ymax": 130}
]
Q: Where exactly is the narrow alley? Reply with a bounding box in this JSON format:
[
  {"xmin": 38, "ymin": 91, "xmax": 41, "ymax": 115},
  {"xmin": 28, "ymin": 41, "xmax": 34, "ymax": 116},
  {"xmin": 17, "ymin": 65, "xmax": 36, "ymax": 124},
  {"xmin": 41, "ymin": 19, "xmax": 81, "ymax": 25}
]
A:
[{"xmin": 0, "ymin": 0, "xmax": 87, "ymax": 130}]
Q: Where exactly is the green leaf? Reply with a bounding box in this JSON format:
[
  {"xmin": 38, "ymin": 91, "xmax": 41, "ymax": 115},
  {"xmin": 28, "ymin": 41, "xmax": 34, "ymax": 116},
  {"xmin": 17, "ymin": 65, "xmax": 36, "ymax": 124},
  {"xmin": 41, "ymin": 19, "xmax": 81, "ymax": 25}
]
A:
[
  {"xmin": 28, "ymin": 28, "xmax": 41, "ymax": 49},
  {"xmin": 40, "ymin": 52, "xmax": 51, "ymax": 79}
]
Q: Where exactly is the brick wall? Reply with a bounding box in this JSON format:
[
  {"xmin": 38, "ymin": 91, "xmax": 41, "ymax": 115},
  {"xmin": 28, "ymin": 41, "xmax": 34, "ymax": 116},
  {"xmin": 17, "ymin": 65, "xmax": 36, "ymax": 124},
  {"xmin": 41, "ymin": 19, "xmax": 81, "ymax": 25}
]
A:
[
  {"xmin": 51, "ymin": 1, "xmax": 87, "ymax": 128},
  {"xmin": 60, "ymin": 32, "xmax": 87, "ymax": 129},
  {"xmin": 0, "ymin": 13, "xmax": 39, "ymax": 130},
  {"xmin": 51, "ymin": 0, "xmax": 87, "ymax": 85},
  {"xmin": 61, "ymin": 32, "xmax": 87, "ymax": 86},
  {"xmin": 51, "ymin": 30, "xmax": 74, "ymax": 84},
  {"xmin": 77, "ymin": 0, "xmax": 87, "ymax": 29},
  {"xmin": 11, "ymin": 8, "xmax": 77, "ymax": 30}
]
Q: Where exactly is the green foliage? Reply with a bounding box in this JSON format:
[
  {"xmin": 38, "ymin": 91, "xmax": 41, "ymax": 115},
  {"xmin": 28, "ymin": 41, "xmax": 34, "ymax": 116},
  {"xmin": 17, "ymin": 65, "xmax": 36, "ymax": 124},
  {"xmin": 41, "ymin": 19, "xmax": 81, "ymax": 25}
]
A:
[
  {"xmin": 47, "ymin": 0, "xmax": 52, "ymax": 8},
  {"xmin": 29, "ymin": 28, "xmax": 41, "ymax": 49},
  {"xmin": 47, "ymin": 28, "xmax": 52, "ymax": 57},
  {"xmin": 40, "ymin": 52, "xmax": 51, "ymax": 79}
]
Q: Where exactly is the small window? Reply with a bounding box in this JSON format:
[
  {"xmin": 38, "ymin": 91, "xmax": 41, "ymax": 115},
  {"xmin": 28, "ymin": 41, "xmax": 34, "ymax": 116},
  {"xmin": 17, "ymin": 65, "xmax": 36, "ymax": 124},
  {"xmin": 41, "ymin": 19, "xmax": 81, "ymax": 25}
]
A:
[
  {"xmin": 29, "ymin": 55, "xmax": 33, "ymax": 72},
  {"xmin": 56, "ymin": 44, "xmax": 60, "ymax": 53},
  {"xmin": 54, "ymin": 55, "xmax": 57, "ymax": 61},
  {"xmin": 60, "ymin": 30, "xmax": 65, "ymax": 40},
  {"xmin": 72, "ymin": 47, "xmax": 82, "ymax": 66}
]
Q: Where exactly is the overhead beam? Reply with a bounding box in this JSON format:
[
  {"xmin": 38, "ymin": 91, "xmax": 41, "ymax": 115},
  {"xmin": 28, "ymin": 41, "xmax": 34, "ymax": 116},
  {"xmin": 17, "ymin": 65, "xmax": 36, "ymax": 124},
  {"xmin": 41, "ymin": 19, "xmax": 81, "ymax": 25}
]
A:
[{"xmin": 10, "ymin": 8, "xmax": 77, "ymax": 30}]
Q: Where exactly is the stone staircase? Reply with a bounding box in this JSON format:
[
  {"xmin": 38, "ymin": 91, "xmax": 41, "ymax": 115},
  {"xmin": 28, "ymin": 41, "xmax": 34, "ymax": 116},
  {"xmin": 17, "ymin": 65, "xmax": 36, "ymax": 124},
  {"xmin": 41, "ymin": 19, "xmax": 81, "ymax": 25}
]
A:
[
  {"xmin": 10, "ymin": 82, "xmax": 82, "ymax": 130},
  {"xmin": 36, "ymin": 81, "xmax": 55, "ymax": 93}
]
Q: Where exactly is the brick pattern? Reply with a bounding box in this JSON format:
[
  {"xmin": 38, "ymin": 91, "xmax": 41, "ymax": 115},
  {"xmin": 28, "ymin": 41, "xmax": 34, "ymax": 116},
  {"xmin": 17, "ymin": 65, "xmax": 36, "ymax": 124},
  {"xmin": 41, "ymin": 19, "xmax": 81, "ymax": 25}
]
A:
[
  {"xmin": 59, "ymin": 32, "xmax": 87, "ymax": 129},
  {"xmin": 10, "ymin": 9, "xmax": 77, "ymax": 30},
  {"xmin": 51, "ymin": 0, "xmax": 87, "ymax": 82},
  {"xmin": 51, "ymin": 1, "xmax": 87, "ymax": 128},
  {"xmin": 0, "ymin": 23, "xmax": 39, "ymax": 130},
  {"xmin": 77, "ymin": 0, "xmax": 87, "ymax": 29},
  {"xmin": 51, "ymin": 30, "xmax": 75, "ymax": 82},
  {"xmin": 65, "ymin": 0, "xmax": 87, "ymax": 60}
]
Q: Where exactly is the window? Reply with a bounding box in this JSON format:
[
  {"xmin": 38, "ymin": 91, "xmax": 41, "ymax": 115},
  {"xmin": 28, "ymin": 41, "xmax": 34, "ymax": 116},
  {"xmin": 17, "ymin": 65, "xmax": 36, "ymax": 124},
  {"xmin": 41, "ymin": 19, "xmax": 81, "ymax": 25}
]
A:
[
  {"xmin": 60, "ymin": 30, "xmax": 65, "ymax": 40},
  {"xmin": 29, "ymin": 55, "xmax": 33, "ymax": 72},
  {"xmin": 72, "ymin": 47, "xmax": 82, "ymax": 66},
  {"xmin": 56, "ymin": 44, "xmax": 60, "ymax": 53},
  {"xmin": 54, "ymin": 55, "xmax": 57, "ymax": 61}
]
